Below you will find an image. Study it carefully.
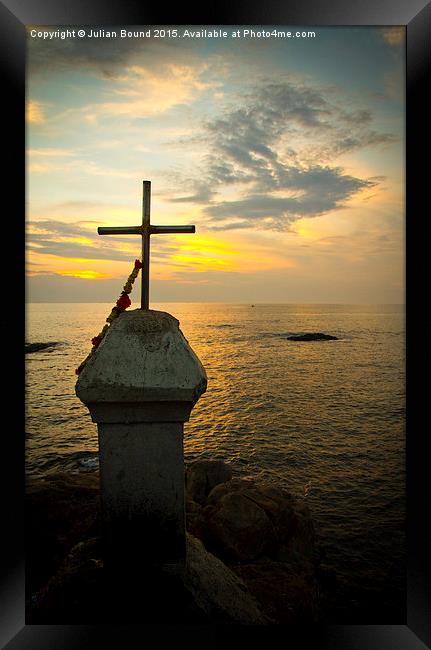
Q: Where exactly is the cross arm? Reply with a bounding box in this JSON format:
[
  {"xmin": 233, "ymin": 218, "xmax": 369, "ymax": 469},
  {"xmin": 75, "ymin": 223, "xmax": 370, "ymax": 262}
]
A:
[
  {"xmin": 150, "ymin": 225, "xmax": 195, "ymax": 234},
  {"xmin": 98, "ymin": 226, "xmax": 142, "ymax": 235}
]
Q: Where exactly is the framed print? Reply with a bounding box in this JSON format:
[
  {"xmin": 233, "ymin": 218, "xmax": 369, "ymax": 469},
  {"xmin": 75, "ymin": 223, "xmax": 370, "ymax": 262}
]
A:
[{"xmin": 2, "ymin": 0, "xmax": 430, "ymax": 648}]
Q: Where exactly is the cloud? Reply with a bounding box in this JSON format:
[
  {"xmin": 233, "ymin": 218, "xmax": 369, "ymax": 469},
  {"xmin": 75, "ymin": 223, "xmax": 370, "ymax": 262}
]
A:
[
  {"xmin": 29, "ymin": 61, "xmax": 217, "ymax": 129},
  {"xmin": 62, "ymin": 63, "xmax": 216, "ymax": 122},
  {"xmin": 27, "ymin": 147, "xmax": 138, "ymax": 178},
  {"xmin": 27, "ymin": 29, "xmax": 201, "ymax": 79},
  {"xmin": 26, "ymin": 219, "xmax": 185, "ymax": 263},
  {"xmin": 27, "ymin": 220, "xmax": 136, "ymax": 261},
  {"xmin": 27, "ymin": 29, "xmax": 144, "ymax": 76},
  {"xmin": 26, "ymin": 100, "xmax": 45, "ymax": 124},
  {"xmin": 203, "ymin": 167, "xmax": 373, "ymax": 230},
  {"xmin": 167, "ymin": 80, "xmax": 393, "ymax": 230},
  {"xmin": 381, "ymin": 27, "xmax": 405, "ymax": 45}
]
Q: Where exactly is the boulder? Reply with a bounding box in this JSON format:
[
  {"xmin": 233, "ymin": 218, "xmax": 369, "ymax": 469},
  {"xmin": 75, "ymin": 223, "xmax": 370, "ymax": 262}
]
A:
[
  {"xmin": 185, "ymin": 460, "xmax": 233, "ymax": 505},
  {"xmin": 202, "ymin": 490, "xmax": 278, "ymax": 562},
  {"xmin": 179, "ymin": 533, "xmax": 268, "ymax": 624},
  {"xmin": 207, "ymin": 478, "xmax": 298, "ymax": 544},
  {"xmin": 201, "ymin": 478, "xmax": 316, "ymax": 566},
  {"xmin": 275, "ymin": 500, "xmax": 316, "ymax": 569},
  {"xmin": 286, "ymin": 333, "xmax": 338, "ymax": 341},
  {"xmin": 233, "ymin": 561, "xmax": 320, "ymax": 624},
  {"xmin": 185, "ymin": 497, "xmax": 204, "ymax": 539}
]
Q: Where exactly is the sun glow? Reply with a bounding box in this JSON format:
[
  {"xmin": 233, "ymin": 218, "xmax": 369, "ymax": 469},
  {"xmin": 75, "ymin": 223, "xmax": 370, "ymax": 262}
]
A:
[{"xmin": 57, "ymin": 270, "xmax": 110, "ymax": 280}]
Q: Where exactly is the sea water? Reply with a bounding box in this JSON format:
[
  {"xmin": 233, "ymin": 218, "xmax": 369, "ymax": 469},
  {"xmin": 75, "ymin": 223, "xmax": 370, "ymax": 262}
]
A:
[{"xmin": 25, "ymin": 302, "xmax": 405, "ymax": 619}]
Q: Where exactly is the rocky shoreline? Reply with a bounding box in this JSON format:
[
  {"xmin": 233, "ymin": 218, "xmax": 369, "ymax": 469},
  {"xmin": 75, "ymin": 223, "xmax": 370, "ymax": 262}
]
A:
[{"xmin": 26, "ymin": 461, "xmax": 335, "ymax": 624}]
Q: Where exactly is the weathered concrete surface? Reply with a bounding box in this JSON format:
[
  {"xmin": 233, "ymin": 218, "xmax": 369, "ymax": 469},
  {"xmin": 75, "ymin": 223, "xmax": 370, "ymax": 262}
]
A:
[
  {"xmin": 98, "ymin": 422, "xmax": 186, "ymax": 564},
  {"xmin": 74, "ymin": 309, "xmax": 207, "ymax": 567},
  {"xmin": 75, "ymin": 309, "xmax": 207, "ymax": 408}
]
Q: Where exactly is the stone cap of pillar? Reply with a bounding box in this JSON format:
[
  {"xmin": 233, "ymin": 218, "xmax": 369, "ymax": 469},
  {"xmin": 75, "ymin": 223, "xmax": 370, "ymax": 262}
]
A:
[{"xmin": 75, "ymin": 309, "xmax": 207, "ymax": 423}]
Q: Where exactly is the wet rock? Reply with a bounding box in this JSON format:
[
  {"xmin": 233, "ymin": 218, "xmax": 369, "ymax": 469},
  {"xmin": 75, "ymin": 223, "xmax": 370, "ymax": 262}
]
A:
[
  {"xmin": 25, "ymin": 341, "xmax": 61, "ymax": 353},
  {"xmin": 286, "ymin": 333, "xmax": 338, "ymax": 341},
  {"xmin": 185, "ymin": 460, "xmax": 233, "ymax": 505}
]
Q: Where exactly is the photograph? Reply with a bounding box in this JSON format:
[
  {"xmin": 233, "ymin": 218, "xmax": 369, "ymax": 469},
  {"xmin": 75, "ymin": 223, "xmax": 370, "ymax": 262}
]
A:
[
  {"xmin": 25, "ymin": 24, "xmax": 406, "ymax": 626},
  {"xmin": 0, "ymin": 2, "xmax": 429, "ymax": 647}
]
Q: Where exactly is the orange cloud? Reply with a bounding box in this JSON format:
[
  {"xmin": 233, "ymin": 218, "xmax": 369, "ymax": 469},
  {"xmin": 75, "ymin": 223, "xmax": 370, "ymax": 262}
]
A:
[
  {"xmin": 61, "ymin": 62, "xmax": 218, "ymax": 123},
  {"xmin": 381, "ymin": 27, "xmax": 404, "ymax": 45},
  {"xmin": 26, "ymin": 100, "xmax": 45, "ymax": 124}
]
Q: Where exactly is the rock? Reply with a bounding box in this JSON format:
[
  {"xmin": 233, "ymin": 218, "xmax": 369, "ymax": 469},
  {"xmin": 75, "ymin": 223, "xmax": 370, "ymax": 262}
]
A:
[
  {"xmin": 27, "ymin": 468, "xmax": 322, "ymax": 624},
  {"xmin": 201, "ymin": 479, "xmax": 316, "ymax": 567},
  {"xmin": 25, "ymin": 341, "xmax": 61, "ymax": 353},
  {"xmin": 185, "ymin": 460, "xmax": 233, "ymax": 505},
  {"xmin": 317, "ymin": 563, "xmax": 337, "ymax": 589},
  {"xmin": 26, "ymin": 472, "xmax": 101, "ymax": 596},
  {"xmin": 208, "ymin": 479, "xmax": 298, "ymax": 544},
  {"xmin": 232, "ymin": 561, "xmax": 320, "ymax": 623},
  {"xmin": 28, "ymin": 533, "xmax": 267, "ymax": 625},
  {"xmin": 28, "ymin": 537, "xmax": 107, "ymax": 623},
  {"xmin": 179, "ymin": 533, "xmax": 268, "ymax": 624},
  {"xmin": 275, "ymin": 500, "xmax": 316, "ymax": 569},
  {"xmin": 206, "ymin": 477, "xmax": 254, "ymax": 504},
  {"xmin": 202, "ymin": 489, "xmax": 278, "ymax": 562},
  {"xmin": 185, "ymin": 497, "xmax": 204, "ymax": 539},
  {"xmin": 286, "ymin": 333, "xmax": 338, "ymax": 341}
]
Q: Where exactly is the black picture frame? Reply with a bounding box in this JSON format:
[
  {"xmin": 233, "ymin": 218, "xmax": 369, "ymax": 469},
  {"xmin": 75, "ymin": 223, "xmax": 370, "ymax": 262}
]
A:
[{"xmin": 3, "ymin": 1, "xmax": 430, "ymax": 648}]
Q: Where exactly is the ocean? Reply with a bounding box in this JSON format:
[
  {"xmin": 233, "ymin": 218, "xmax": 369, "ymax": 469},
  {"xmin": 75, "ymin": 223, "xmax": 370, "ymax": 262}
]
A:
[{"xmin": 25, "ymin": 302, "xmax": 405, "ymax": 620}]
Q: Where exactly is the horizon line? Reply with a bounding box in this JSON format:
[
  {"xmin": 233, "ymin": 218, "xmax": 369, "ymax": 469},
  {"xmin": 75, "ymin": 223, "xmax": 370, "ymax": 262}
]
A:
[{"xmin": 26, "ymin": 300, "xmax": 405, "ymax": 306}]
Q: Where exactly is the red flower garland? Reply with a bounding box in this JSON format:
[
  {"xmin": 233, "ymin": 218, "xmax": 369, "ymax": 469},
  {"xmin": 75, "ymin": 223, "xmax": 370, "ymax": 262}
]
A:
[
  {"xmin": 116, "ymin": 293, "xmax": 131, "ymax": 310},
  {"xmin": 75, "ymin": 260, "xmax": 142, "ymax": 375}
]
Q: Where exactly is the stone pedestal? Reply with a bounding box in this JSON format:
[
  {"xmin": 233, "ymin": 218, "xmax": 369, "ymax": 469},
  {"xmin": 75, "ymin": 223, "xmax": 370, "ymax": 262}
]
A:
[{"xmin": 75, "ymin": 309, "xmax": 207, "ymax": 569}]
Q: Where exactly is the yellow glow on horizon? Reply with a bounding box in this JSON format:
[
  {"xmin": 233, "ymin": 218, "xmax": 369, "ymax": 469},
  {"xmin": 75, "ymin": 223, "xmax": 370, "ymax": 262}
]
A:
[
  {"xmin": 57, "ymin": 270, "xmax": 110, "ymax": 280},
  {"xmin": 63, "ymin": 236, "xmax": 95, "ymax": 246},
  {"xmin": 170, "ymin": 253, "xmax": 233, "ymax": 271},
  {"xmin": 156, "ymin": 233, "xmax": 295, "ymax": 273},
  {"xmin": 27, "ymin": 227, "xmax": 297, "ymax": 281}
]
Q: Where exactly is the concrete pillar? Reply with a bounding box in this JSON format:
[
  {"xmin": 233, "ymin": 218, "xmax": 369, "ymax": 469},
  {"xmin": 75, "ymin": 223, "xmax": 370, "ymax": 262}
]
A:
[{"xmin": 75, "ymin": 309, "xmax": 207, "ymax": 570}]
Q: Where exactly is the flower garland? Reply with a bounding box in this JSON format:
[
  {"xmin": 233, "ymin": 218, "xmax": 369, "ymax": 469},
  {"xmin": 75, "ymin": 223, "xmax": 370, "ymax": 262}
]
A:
[{"xmin": 75, "ymin": 259, "xmax": 143, "ymax": 375}]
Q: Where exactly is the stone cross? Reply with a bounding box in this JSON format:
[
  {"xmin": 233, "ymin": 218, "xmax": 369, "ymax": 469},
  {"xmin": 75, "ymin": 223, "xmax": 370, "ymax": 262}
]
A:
[{"xmin": 98, "ymin": 180, "xmax": 195, "ymax": 309}]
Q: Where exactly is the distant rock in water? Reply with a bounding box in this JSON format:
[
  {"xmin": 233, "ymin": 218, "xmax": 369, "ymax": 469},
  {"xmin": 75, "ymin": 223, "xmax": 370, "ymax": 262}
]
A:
[
  {"xmin": 286, "ymin": 333, "xmax": 338, "ymax": 342},
  {"xmin": 26, "ymin": 341, "xmax": 61, "ymax": 353}
]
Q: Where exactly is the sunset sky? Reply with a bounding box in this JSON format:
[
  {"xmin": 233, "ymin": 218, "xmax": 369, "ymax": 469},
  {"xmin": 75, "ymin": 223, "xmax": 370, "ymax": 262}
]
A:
[{"xmin": 26, "ymin": 26, "xmax": 405, "ymax": 303}]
